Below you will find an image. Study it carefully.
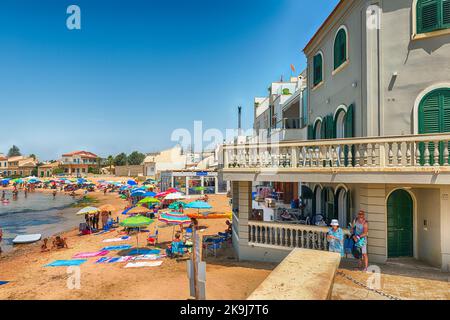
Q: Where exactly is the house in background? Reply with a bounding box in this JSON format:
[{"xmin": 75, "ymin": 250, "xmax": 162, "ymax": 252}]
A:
[
  {"xmin": 7, "ymin": 156, "xmax": 38, "ymax": 177},
  {"xmin": 223, "ymin": 0, "xmax": 450, "ymax": 271},
  {"xmin": 60, "ymin": 151, "xmax": 99, "ymax": 176},
  {"xmin": 38, "ymin": 161, "xmax": 61, "ymax": 178},
  {"xmin": 0, "ymin": 154, "xmax": 8, "ymax": 176}
]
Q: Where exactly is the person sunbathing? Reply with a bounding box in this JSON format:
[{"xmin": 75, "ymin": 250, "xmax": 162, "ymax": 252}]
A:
[
  {"xmin": 41, "ymin": 238, "xmax": 50, "ymax": 252},
  {"xmin": 52, "ymin": 236, "xmax": 68, "ymax": 249}
]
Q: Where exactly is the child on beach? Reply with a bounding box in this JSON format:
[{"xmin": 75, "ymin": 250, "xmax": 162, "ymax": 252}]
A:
[
  {"xmin": 41, "ymin": 238, "xmax": 50, "ymax": 252},
  {"xmin": 52, "ymin": 236, "xmax": 68, "ymax": 249}
]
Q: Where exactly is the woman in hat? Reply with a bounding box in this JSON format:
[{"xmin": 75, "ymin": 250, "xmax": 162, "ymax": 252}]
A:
[{"xmin": 327, "ymin": 219, "xmax": 344, "ymax": 257}]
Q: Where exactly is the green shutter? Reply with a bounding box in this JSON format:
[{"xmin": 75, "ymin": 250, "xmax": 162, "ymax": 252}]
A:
[
  {"xmin": 344, "ymin": 104, "xmax": 354, "ymax": 138},
  {"xmin": 334, "ymin": 29, "xmax": 347, "ymax": 70},
  {"xmin": 443, "ymin": 0, "xmax": 450, "ymax": 26},
  {"xmin": 324, "ymin": 114, "xmax": 335, "ymax": 139},
  {"xmin": 313, "ymin": 54, "xmax": 323, "ymax": 86},
  {"xmin": 417, "ymin": 0, "xmax": 440, "ymax": 33},
  {"xmin": 307, "ymin": 124, "xmax": 315, "ymax": 140},
  {"xmin": 419, "ymin": 88, "xmax": 450, "ymax": 165}
]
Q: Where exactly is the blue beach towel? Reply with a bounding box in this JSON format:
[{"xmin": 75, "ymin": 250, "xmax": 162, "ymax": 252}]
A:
[
  {"xmin": 101, "ymin": 245, "xmax": 132, "ymax": 251},
  {"xmin": 107, "ymin": 257, "xmax": 121, "ymax": 263},
  {"xmin": 128, "ymin": 248, "xmax": 160, "ymax": 255},
  {"xmin": 95, "ymin": 257, "xmax": 111, "ymax": 264},
  {"xmin": 0, "ymin": 281, "xmax": 9, "ymax": 286},
  {"xmin": 45, "ymin": 259, "xmax": 87, "ymax": 267}
]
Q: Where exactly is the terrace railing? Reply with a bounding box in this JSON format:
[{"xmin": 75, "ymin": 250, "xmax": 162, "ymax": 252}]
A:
[
  {"xmin": 248, "ymin": 221, "xmax": 351, "ymax": 251},
  {"xmin": 223, "ymin": 133, "xmax": 450, "ymax": 171}
]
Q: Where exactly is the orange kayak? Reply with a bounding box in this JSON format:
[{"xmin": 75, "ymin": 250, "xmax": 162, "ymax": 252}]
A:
[{"xmin": 186, "ymin": 212, "xmax": 232, "ymax": 220}]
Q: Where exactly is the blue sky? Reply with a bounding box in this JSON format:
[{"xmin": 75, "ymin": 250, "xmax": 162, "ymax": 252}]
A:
[{"xmin": 0, "ymin": 0, "xmax": 339, "ymax": 160}]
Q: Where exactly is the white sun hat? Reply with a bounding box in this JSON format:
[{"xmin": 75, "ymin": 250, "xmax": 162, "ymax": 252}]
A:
[{"xmin": 330, "ymin": 219, "xmax": 339, "ymax": 226}]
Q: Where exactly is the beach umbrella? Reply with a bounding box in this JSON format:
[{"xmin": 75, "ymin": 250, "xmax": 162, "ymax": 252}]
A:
[
  {"xmin": 155, "ymin": 191, "xmax": 169, "ymax": 198},
  {"xmin": 159, "ymin": 211, "xmax": 191, "ymax": 225},
  {"xmin": 185, "ymin": 201, "xmax": 212, "ymax": 210},
  {"xmin": 164, "ymin": 192, "xmax": 186, "ymax": 200},
  {"xmin": 168, "ymin": 201, "xmax": 187, "ymax": 210},
  {"xmin": 143, "ymin": 191, "xmax": 156, "ymax": 197},
  {"xmin": 127, "ymin": 180, "xmax": 137, "ymax": 186},
  {"xmin": 120, "ymin": 194, "xmax": 128, "ymax": 200},
  {"xmin": 166, "ymin": 188, "xmax": 179, "ymax": 193},
  {"xmin": 137, "ymin": 197, "xmax": 160, "ymax": 205},
  {"xmin": 98, "ymin": 204, "xmax": 115, "ymax": 212},
  {"xmin": 76, "ymin": 206, "xmax": 99, "ymax": 215},
  {"xmin": 130, "ymin": 190, "xmax": 145, "ymax": 197},
  {"xmin": 119, "ymin": 215, "xmax": 154, "ymax": 253},
  {"xmin": 194, "ymin": 186, "xmax": 206, "ymax": 191}
]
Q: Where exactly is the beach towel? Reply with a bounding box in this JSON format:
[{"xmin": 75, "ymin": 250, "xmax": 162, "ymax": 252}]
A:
[
  {"xmin": 73, "ymin": 250, "xmax": 109, "ymax": 258},
  {"xmin": 0, "ymin": 281, "xmax": 9, "ymax": 286},
  {"xmin": 107, "ymin": 257, "xmax": 121, "ymax": 263},
  {"xmin": 128, "ymin": 248, "xmax": 160, "ymax": 255},
  {"xmin": 94, "ymin": 230, "xmax": 114, "ymax": 236},
  {"xmin": 101, "ymin": 245, "xmax": 132, "ymax": 251},
  {"xmin": 102, "ymin": 236, "xmax": 130, "ymax": 243},
  {"xmin": 124, "ymin": 261, "xmax": 163, "ymax": 268},
  {"xmin": 117, "ymin": 256, "xmax": 133, "ymax": 263},
  {"xmin": 45, "ymin": 259, "xmax": 87, "ymax": 267},
  {"xmin": 95, "ymin": 257, "xmax": 111, "ymax": 264},
  {"xmin": 132, "ymin": 254, "xmax": 160, "ymax": 261}
]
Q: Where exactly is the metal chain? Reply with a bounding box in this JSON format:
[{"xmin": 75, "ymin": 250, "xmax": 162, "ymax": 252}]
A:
[{"xmin": 336, "ymin": 270, "xmax": 402, "ymax": 300}]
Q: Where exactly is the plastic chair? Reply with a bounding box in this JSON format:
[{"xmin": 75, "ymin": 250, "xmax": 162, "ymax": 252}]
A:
[{"xmin": 147, "ymin": 229, "xmax": 159, "ymax": 246}]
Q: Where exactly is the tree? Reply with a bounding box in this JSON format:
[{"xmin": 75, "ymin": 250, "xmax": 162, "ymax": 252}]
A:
[
  {"xmin": 127, "ymin": 151, "xmax": 146, "ymax": 165},
  {"xmin": 114, "ymin": 153, "xmax": 128, "ymax": 166},
  {"xmin": 8, "ymin": 145, "xmax": 21, "ymax": 157},
  {"xmin": 106, "ymin": 155, "xmax": 114, "ymax": 173},
  {"xmin": 29, "ymin": 154, "xmax": 37, "ymax": 160}
]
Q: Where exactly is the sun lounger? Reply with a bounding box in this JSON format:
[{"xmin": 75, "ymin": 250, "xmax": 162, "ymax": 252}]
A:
[
  {"xmin": 45, "ymin": 259, "xmax": 87, "ymax": 267},
  {"xmin": 0, "ymin": 281, "xmax": 9, "ymax": 286},
  {"xmin": 73, "ymin": 250, "xmax": 109, "ymax": 258},
  {"xmin": 101, "ymin": 245, "xmax": 132, "ymax": 251},
  {"xmin": 124, "ymin": 261, "xmax": 163, "ymax": 268},
  {"xmin": 107, "ymin": 257, "xmax": 121, "ymax": 263}
]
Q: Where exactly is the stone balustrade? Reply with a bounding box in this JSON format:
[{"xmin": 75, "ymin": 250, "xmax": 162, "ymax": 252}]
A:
[
  {"xmin": 223, "ymin": 133, "xmax": 450, "ymax": 171},
  {"xmin": 248, "ymin": 221, "xmax": 351, "ymax": 251}
]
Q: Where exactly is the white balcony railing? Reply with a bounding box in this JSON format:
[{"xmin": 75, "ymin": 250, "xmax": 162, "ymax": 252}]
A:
[
  {"xmin": 248, "ymin": 221, "xmax": 350, "ymax": 251},
  {"xmin": 223, "ymin": 133, "xmax": 450, "ymax": 171}
]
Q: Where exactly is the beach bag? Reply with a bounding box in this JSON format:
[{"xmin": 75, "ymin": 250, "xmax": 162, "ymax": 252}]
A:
[
  {"xmin": 344, "ymin": 237, "xmax": 354, "ymax": 254},
  {"xmin": 352, "ymin": 244, "xmax": 362, "ymax": 259}
]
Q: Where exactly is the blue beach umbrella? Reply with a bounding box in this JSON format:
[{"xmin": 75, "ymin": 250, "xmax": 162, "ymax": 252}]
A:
[
  {"xmin": 185, "ymin": 201, "xmax": 212, "ymax": 210},
  {"xmin": 127, "ymin": 180, "xmax": 137, "ymax": 186}
]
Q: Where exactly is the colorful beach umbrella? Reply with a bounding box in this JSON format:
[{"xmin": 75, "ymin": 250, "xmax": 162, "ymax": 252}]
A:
[
  {"xmin": 124, "ymin": 206, "xmax": 152, "ymax": 215},
  {"xmin": 158, "ymin": 211, "xmax": 191, "ymax": 225},
  {"xmin": 185, "ymin": 201, "xmax": 212, "ymax": 210},
  {"xmin": 127, "ymin": 180, "xmax": 137, "ymax": 186},
  {"xmin": 137, "ymin": 197, "xmax": 160, "ymax": 205},
  {"xmin": 168, "ymin": 201, "xmax": 186, "ymax": 210},
  {"xmin": 119, "ymin": 215, "xmax": 154, "ymax": 253},
  {"xmin": 76, "ymin": 206, "xmax": 99, "ymax": 215},
  {"xmin": 164, "ymin": 192, "xmax": 186, "ymax": 200}
]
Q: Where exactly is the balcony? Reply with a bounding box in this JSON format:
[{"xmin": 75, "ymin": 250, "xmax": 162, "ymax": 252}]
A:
[{"xmin": 222, "ymin": 133, "xmax": 450, "ymax": 185}]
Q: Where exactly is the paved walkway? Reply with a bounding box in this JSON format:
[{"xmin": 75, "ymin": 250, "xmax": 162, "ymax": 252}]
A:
[{"xmin": 332, "ymin": 258, "xmax": 450, "ymax": 300}]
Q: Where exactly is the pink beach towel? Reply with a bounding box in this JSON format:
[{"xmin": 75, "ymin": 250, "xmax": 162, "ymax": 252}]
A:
[{"xmin": 73, "ymin": 250, "xmax": 109, "ymax": 258}]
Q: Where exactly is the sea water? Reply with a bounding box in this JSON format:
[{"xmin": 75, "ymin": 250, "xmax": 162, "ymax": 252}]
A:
[{"xmin": 0, "ymin": 190, "xmax": 79, "ymax": 253}]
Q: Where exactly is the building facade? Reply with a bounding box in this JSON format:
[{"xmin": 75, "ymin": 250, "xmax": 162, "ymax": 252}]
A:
[
  {"xmin": 61, "ymin": 151, "xmax": 99, "ymax": 176},
  {"xmin": 223, "ymin": 0, "xmax": 450, "ymax": 271}
]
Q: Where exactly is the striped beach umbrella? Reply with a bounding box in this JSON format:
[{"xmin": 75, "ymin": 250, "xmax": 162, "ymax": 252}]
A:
[
  {"xmin": 76, "ymin": 206, "xmax": 99, "ymax": 215},
  {"xmin": 158, "ymin": 211, "xmax": 191, "ymax": 225}
]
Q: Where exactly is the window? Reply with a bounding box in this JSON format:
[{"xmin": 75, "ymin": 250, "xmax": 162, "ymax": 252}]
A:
[
  {"xmin": 334, "ymin": 28, "xmax": 348, "ymax": 70},
  {"xmin": 417, "ymin": 0, "xmax": 450, "ymax": 34},
  {"xmin": 313, "ymin": 53, "xmax": 323, "ymax": 87}
]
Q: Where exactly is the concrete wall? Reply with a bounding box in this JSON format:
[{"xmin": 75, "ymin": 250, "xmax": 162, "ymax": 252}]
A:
[{"xmin": 115, "ymin": 165, "xmax": 144, "ymax": 177}]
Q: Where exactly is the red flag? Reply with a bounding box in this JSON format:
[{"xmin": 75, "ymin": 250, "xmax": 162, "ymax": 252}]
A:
[{"xmin": 290, "ymin": 64, "xmax": 296, "ymax": 73}]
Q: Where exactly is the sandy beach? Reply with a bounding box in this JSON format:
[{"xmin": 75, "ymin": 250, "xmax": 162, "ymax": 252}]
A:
[{"xmin": 0, "ymin": 188, "xmax": 275, "ymax": 300}]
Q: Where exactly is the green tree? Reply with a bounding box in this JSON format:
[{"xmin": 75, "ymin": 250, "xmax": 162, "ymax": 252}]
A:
[
  {"xmin": 114, "ymin": 153, "xmax": 128, "ymax": 166},
  {"xmin": 106, "ymin": 155, "xmax": 114, "ymax": 173},
  {"xmin": 8, "ymin": 145, "xmax": 21, "ymax": 157},
  {"xmin": 127, "ymin": 151, "xmax": 146, "ymax": 165},
  {"xmin": 29, "ymin": 154, "xmax": 37, "ymax": 160}
]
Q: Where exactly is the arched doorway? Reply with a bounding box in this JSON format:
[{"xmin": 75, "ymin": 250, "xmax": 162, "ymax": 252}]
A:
[
  {"xmin": 322, "ymin": 187, "xmax": 335, "ymax": 222},
  {"xmin": 313, "ymin": 185, "xmax": 322, "ymax": 214},
  {"xmin": 314, "ymin": 119, "xmax": 322, "ymax": 140},
  {"xmin": 335, "ymin": 108, "xmax": 346, "ymax": 139},
  {"xmin": 387, "ymin": 189, "xmax": 414, "ymax": 258}
]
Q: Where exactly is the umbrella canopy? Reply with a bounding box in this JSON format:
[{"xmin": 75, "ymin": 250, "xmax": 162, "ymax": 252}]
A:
[
  {"xmin": 155, "ymin": 191, "xmax": 169, "ymax": 198},
  {"xmin": 143, "ymin": 191, "xmax": 156, "ymax": 197},
  {"xmin": 120, "ymin": 215, "xmax": 154, "ymax": 228},
  {"xmin": 166, "ymin": 188, "xmax": 179, "ymax": 193},
  {"xmin": 168, "ymin": 201, "xmax": 187, "ymax": 210},
  {"xmin": 185, "ymin": 201, "xmax": 212, "ymax": 209},
  {"xmin": 98, "ymin": 204, "xmax": 115, "ymax": 212},
  {"xmin": 125, "ymin": 206, "xmax": 152, "ymax": 215},
  {"xmin": 76, "ymin": 206, "xmax": 99, "ymax": 215},
  {"xmin": 164, "ymin": 192, "xmax": 186, "ymax": 200},
  {"xmin": 127, "ymin": 180, "xmax": 137, "ymax": 186},
  {"xmin": 120, "ymin": 194, "xmax": 128, "ymax": 200},
  {"xmin": 130, "ymin": 190, "xmax": 146, "ymax": 197},
  {"xmin": 137, "ymin": 197, "xmax": 160, "ymax": 205},
  {"xmin": 158, "ymin": 212, "xmax": 191, "ymax": 225},
  {"xmin": 194, "ymin": 186, "xmax": 206, "ymax": 191}
]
